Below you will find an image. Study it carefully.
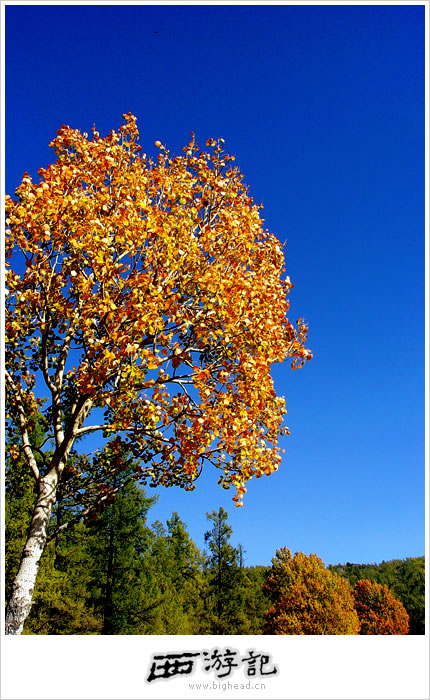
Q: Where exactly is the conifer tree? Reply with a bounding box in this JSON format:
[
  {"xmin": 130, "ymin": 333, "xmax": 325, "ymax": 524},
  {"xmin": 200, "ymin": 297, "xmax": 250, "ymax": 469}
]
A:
[
  {"xmin": 242, "ymin": 566, "xmax": 272, "ymax": 634},
  {"xmin": 87, "ymin": 482, "xmax": 158, "ymax": 634},
  {"xmin": 141, "ymin": 514, "xmax": 205, "ymax": 634},
  {"xmin": 203, "ymin": 507, "xmax": 250, "ymax": 633},
  {"xmin": 391, "ymin": 558, "xmax": 425, "ymax": 634}
]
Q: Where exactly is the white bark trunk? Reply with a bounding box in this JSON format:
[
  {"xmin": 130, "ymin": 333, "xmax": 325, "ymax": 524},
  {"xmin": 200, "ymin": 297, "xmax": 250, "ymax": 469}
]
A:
[
  {"xmin": 5, "ymin": 398, "xmax": 92, "ymax": 634},
  {"xmin": 5, "ymin": 474, "xmax": 57, "ymax": 635}
]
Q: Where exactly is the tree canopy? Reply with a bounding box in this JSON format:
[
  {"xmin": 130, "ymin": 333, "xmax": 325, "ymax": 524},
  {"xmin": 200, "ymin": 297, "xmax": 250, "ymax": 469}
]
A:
[
  {"xmin": 5, "ymin": 113, "xmax": 311, "ymax": 505},
  {"xmin": 353, "ymin": 579, "xmax": 410, "ymax": 635},
  {"xmin": 262, "ymin": 548, "xmax": 361, "ymax": 635}
]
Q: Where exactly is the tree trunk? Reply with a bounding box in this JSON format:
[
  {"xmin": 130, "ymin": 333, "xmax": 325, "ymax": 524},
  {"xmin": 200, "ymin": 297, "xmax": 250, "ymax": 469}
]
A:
[
  {"xmin": 5, "ymin": 474, "xmax": 57, "ymax": 635},
  {"xmin": 5, "ymin": 400, "xmax": 89, "ymax": 635}
]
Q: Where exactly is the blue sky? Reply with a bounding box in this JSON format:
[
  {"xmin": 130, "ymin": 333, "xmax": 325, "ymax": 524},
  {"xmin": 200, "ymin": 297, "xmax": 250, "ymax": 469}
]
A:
[{"xmin": 5, "ymin": 3, "xmax": 425, "ymax": 567}]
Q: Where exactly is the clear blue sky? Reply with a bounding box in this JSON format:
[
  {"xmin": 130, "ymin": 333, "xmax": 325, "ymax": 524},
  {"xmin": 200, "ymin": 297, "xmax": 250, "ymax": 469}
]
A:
[{"xmin": 5, "ymin": 3, "xmax": 425, "ymax": 567}]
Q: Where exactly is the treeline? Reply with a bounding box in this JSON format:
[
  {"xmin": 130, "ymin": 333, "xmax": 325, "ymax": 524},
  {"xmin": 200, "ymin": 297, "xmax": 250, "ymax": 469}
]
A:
[{"xmin": 6, "ymin": 471, "xmax": 424, "ymax": 635}]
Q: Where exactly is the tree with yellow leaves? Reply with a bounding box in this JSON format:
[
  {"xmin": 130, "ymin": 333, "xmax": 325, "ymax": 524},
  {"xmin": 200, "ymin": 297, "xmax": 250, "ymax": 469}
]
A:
[
  {"xmin": 263, "ymin": 548, "xmax": 360, "ymax": 635},
  {"xmin": 5, "ymin": 114, "xmax": 311, "ymax": 634}
]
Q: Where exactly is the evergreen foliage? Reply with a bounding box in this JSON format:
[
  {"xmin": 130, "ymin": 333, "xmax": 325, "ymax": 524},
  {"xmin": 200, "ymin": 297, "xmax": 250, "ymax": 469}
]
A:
[
  {"xmin": 202, "ymin": 507, "xmax": 251, "ymax": 634},
  {"xmin": 23, "ymin": 524, "xmax": 101, "ymax": 634},
  {"xmin": 86, "ymin": 482, "xmax": 158, "ymax": 634}
]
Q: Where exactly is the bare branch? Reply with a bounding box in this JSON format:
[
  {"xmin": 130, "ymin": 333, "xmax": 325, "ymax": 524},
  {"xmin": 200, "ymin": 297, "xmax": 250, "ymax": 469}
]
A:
[
  {"xmin": 40, "ymin": 323, "xmax": 56, "ymax": 394},
  {"xmin": 54, "ymin": 318, "xmax": 77, "ymax": 393},
  {"xmin": 74, "ymin": 424, "xmax": 110, "ymax": 437}
]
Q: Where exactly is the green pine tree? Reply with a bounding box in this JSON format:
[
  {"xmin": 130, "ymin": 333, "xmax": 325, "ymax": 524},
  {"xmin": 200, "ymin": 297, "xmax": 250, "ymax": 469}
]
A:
[
  {"xmin": 202, "ymin": 507, "xmax": 250, "ymax": 634},
  {"xmin": 392, "ymin": 558, "xmax": 425, "ymax": 635},
  {"xmin": 87, "ymin": 482, "xmax": 158, "ymax": 634},
  {"xmin": 242, "ymin": 565, "xmax": 272, "ymax": 634}
]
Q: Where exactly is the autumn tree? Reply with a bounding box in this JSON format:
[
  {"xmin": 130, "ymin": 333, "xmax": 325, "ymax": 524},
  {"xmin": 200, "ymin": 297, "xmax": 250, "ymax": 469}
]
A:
[
  {"xmin": 262, "ymin": 548, "xmax": 361, "ymax": 635},
  {"xmin": 5, "ymin": 113, "xmax": 311, "ymax": 634},
  {"xmin": 353, "ymin": 579, "xmax": 409, "ymax": 635}
]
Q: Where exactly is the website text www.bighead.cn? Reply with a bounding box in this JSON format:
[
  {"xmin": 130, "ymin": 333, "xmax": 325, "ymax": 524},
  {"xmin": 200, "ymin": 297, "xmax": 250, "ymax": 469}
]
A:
[{"xmin": 188, "ymin": 680, "xmax": 267, "ymax": 693}]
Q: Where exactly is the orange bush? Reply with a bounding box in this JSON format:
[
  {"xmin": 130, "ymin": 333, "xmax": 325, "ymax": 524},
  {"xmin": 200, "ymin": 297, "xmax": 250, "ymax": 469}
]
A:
[{"xmin": 353, "ymin": 579, "xmax": 409, "ymax": 635}]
